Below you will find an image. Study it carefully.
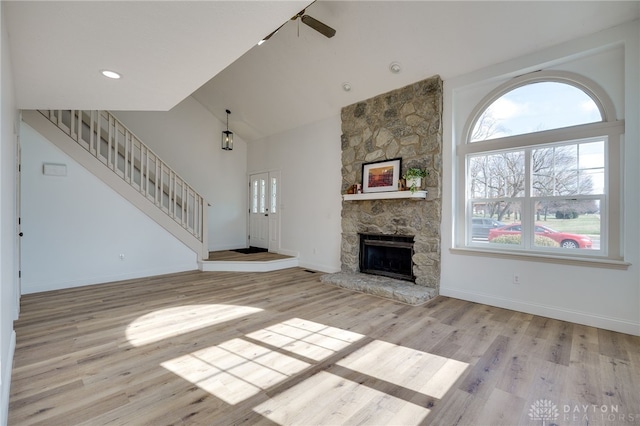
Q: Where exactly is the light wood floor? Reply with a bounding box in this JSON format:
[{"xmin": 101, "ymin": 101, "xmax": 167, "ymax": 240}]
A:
[{"xmin": 9, "ymin": 268, "xmax": 640, "ymax": 425}]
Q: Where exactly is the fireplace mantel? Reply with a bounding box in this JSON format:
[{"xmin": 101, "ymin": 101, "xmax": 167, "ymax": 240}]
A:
[{"xmin": 343, "ymin": 190, "xmax": 427, "ymax": 201}]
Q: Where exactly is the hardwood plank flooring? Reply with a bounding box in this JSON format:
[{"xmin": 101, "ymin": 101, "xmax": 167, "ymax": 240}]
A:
[{"xmin": 9, "ymin": 268, "xmax": 640, "ymax": 425}]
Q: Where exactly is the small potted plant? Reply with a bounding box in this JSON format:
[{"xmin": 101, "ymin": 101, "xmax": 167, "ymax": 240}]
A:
[{"xmin": 403, "ymin": 168, "xmax": 428, "ymax": 193}]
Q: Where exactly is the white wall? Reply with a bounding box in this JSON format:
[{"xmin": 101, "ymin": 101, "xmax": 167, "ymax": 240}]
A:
[
  {"xmin": 248, "ymin": 115, "xmax": 342, "ymax": 272},
  {"xmin": 0, "ymin": 3, "xmax": 18, "ymax": 422},
  {"xmin": 20, "ymin": 123, "xmax": 197, "ymax": 294},
  {"xmin": 114, "ymin": 97, "xmax": 248, "ymax": 251},
  {"xmin": 441, "ymin": 22, "xmax": 640, "ymax": 335}
]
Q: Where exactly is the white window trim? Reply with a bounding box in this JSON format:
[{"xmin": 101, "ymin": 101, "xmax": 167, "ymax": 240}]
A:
[{"xmin": 456, "ymin": 70, "xmax": 625, "ymax": 265}]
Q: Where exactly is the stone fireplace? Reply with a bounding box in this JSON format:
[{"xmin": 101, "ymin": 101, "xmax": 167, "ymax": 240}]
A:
[{"xmin": 328, "ymin": 75, "xmax": 442, "ymax": 300}]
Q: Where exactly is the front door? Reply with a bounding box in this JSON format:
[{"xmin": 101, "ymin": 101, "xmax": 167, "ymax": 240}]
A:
[{"xmin": 249, "ymin": 173, "xmax": 269, "ymax": 249}]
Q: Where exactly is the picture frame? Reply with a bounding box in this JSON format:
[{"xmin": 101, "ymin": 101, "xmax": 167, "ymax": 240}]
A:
[{"xmin": 362, "ymin": 158, "xmax": 402, "ymax": 193}]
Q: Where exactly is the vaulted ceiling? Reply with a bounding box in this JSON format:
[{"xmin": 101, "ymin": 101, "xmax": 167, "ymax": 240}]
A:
[
  {"xmin": 5, "ymin": 1, "xmax": 309, "ymax": 111},
  {"xmin": 6, "ymin": 1, "xmax": 640, "ymax": 142}
]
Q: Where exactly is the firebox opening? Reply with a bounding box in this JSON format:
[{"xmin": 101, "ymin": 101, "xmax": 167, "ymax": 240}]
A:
[{"xmin": 359, "ymin": 234, "xmax": 415, "ymax": 282}]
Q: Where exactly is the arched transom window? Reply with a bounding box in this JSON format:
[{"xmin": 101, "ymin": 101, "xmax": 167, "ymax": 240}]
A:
[{"xmin": 470, "ymin": 81, "xmax": 603, "ymax": 142}]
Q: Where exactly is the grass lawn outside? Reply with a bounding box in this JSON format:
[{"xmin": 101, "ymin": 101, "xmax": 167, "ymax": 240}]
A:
[{"xmin": 534, "ymin": 214, "xmax": 601, "ymax": 235}]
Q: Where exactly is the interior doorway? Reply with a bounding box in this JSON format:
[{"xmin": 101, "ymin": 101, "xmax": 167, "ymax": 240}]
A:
[{"xmin": 248, "ymin": 171, "xmax": 280, "ymax": 251}]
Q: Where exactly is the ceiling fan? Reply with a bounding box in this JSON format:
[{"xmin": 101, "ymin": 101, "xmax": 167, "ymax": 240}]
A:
[{"xmin": 259, "ymin": 6, "xmax": 336, "ymax": 45}]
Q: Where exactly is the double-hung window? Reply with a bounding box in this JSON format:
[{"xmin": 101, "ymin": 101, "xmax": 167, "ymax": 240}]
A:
[{"xmin": 458, "ymin": 71, "xmax": 624, "ymax": 261}]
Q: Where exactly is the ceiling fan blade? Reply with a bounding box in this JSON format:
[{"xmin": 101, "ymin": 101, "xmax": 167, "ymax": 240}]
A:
[{"xmin": 301, "ymin": 14, "xmax": 336, "ymax": 38}]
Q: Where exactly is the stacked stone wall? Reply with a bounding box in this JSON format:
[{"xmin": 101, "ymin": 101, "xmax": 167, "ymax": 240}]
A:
[{"xmin": 340, "ymin": 76, "xmax": 442, "ymax": 288}]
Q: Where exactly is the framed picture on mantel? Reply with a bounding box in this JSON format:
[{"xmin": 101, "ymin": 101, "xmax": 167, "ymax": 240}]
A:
[{"xmin": 362, "ymin": 158, "xmax": 401, "ymax": 193}]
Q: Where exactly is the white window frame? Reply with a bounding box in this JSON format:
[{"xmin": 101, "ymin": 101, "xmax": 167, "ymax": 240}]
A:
[{"xmin": 457, "ymin": 70, "xmax": 624, "ymax": 262}]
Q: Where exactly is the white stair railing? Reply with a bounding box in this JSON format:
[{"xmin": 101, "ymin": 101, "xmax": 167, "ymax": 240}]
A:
[{"xmin": 38, "ymin": 109, "xmax": 206, "ymax": 245}]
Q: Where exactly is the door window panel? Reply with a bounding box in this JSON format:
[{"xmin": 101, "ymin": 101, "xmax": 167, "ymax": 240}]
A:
[
  {"xmin": 271, "ymin": 177, "xmax": 277, "ymax": 214},
  {"xmin": 259, "ymin": 179, "xmax": 266, "ymax": 213},
  {"xmin": 252, "ymin": 181, "xmax": 258, "ymax": 213}
]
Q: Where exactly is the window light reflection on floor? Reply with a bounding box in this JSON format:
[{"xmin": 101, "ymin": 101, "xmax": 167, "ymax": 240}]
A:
[
  {"xmin": 155, "ymin": 314, "xmax": 467, "ymax": 423},
  {"xmin": 254, "ymin": 371, "xmax": 432, "ymax": 425},
  {"xmin": 246, "ymin": 317, "xmax": 365, "ymax": 361},
  {"xmin": 161, "ymin": 338, "xmax": 310, "ymax": 405},
  {"xmin": 159, "ymin": 317, "xmax": 364, "ymax": 405},
  {"xmin": 125, "ymin": 304, "xmax": 263, "ymax": 347},
  {"xmin": 254, "ymin": 341, "xmax": 468, "ymax": 425},
  {"xmin": 337, "ymin": 340, "xmax": 469, "ymax": 399}
]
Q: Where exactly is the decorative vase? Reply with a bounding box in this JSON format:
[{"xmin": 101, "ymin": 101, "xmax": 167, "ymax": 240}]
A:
[{"xmin": 407, "ymin": 177, "xmax": 422, "ymax": 192}]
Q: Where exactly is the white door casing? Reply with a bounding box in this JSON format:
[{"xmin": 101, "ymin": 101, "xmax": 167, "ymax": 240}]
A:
[
  {"xmin": 267, "ymin": 171, "xmax": 280, "ymax": 252},
  {"xmin": 248, "ymin": 171, "xmax": 280, "ymax": 251}
]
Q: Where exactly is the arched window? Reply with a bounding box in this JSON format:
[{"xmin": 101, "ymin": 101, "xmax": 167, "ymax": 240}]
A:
[
  {"xmin": 470, "ymin": 81, "xmax": 603, "ymax": 142},
  {"xmin": 459, "ymin": 71, "xmax": 623, "ymax": 260}
]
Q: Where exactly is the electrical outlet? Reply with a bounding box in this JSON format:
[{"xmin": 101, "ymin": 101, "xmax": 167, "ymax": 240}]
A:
[
  {"xmin": 119, "ymin": 253, "xmax": 125, "ymax": 261},
  {"xmin": 513, "ymin": 274, "xmax": 520, "ymax": 284}
]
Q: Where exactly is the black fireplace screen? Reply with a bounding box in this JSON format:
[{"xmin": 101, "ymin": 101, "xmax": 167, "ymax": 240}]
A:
[{"xmin": 359, "ymin": 234, "xmax": 414, "ymax": 282}]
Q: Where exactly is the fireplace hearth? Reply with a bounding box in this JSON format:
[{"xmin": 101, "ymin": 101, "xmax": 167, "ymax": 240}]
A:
[{"xmin": 359, "ymin": 234, "xmax": 414, "ymax": 282}]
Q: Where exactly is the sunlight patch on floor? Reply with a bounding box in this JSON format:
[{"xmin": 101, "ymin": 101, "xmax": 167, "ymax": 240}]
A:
[
  {"xmin": 161, "ymin": 338, "xmax": 310, "ymax": 405},
  {"xmin": 126, "ymin": 304, "xmax": 263, "ymax": 346},
  {"xmin": 253, "ymin": 371, "xmax": 431, "ymax": 425},
  {"xmin": 157, "ymin": 316, "xmax": 464, "ymax": 420},
  {"xmin": 246, "ymin": 318, "xmax": 365, "ymax": 361},
  {"xmin": 337, "ymin": 340, "xmax": 468, "ymax": 399}
]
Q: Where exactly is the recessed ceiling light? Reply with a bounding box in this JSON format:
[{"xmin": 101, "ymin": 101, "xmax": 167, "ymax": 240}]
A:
[
  {"xmin": 101, "ymin": 69, "xmax": 121, "ymax": 79},
  {"xmin": 342, "ymin": 82, "xmax": 352, "ymax": 92},
  {"xmin": 389, "ymin": 62, "xmax": 402, "ymax": 74}
]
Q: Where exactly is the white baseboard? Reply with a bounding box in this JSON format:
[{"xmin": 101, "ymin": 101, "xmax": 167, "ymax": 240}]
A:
[
  {"xmin": 441, "ymin": 287, "xmax": 640, "ymax": 336},
  {"xmin": 297, "ymin": 261, "xmax": 340, "ymax": 274},
  {"xmin": 21, "ymin": 264, "xmax": 197, "ymax": 295},
  {"xmin": 199, "ymin": 257, "xmax": 299, "ymax": 272},
  {"xmin": 1, "ymin": 330, "xmax": 16, "ymax": 426}
]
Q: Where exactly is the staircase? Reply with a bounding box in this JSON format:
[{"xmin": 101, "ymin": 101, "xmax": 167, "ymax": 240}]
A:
[{"xmin": 22, "ymin": 110, "xmax": 208, "ymax": 260}]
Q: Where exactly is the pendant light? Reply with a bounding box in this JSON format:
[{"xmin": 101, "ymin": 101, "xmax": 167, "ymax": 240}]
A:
[{"xmin": 221, "ymin": 109, "xmax": 233, "ymax": 151}]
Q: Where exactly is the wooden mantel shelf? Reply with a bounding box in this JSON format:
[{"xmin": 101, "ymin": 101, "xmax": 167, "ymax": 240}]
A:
[{"xmin": 343, "ymin": 190, "xmax": 427, "ymax": 201}]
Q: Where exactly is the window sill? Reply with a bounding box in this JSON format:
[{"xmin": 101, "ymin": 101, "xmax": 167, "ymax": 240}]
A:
[{"xmin": 449, "ymin": 247, "xmax": 630, "ymax": 270}]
